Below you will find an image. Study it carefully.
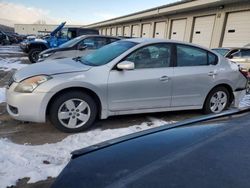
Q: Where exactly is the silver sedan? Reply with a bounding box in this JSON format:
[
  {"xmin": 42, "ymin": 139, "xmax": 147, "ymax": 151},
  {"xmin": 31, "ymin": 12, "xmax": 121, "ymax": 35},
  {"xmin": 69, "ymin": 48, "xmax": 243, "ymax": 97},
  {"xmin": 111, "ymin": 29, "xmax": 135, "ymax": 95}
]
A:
[{"xmin": 6, "ymin": 39, "xmax": 247, "ymax": 132}]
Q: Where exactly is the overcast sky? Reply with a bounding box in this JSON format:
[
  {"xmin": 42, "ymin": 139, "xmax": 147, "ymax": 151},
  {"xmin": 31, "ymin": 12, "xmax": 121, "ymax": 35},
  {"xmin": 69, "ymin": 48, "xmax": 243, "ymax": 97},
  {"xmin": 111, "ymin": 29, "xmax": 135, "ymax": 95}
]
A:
[{"xmin": 0, "ymin": 0, "xmax": 179, "ymax": 26}]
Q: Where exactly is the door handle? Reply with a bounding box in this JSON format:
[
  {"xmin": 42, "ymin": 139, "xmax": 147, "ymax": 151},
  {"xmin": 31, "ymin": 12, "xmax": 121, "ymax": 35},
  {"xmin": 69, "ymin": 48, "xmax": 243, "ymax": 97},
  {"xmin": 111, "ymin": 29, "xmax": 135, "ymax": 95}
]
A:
[
  {"xmin": 159, "ymin": 76, "xmax": 169, "ymax": 81},
  {"xmin": 208, "ymin": 71, "xmax": 217, "ymax": 76}
]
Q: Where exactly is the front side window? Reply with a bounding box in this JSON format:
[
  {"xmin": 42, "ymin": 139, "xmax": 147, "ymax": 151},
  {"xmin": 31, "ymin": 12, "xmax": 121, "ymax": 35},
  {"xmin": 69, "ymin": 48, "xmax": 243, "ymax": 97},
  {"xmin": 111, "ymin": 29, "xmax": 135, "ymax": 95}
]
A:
[
  {"xmin": 79, "ymin": 37, "xmax": 108, "ymax": 49},
  {"xmin": 177, "ymin": 45, "xmax": 208, "ymax": 67},
  {"xmin": 125, "ymin": 43, "xmax": 172, "ymax": 69},
  {"xmin": 80, "ymin": 41, "xmax": 137, "ymax": 66}
]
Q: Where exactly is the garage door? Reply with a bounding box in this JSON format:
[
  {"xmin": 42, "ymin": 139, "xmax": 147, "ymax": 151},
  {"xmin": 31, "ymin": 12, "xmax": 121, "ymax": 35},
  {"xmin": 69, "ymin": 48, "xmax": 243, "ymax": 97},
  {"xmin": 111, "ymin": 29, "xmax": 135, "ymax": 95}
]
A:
[
  {"xmin": 223, "ymin": 11, "xmax": 250, "ymax": 47},
  {"xmin": 132, "ymin": 25, "xmax": 140, "ymax": 37},
  {"xmin": 106, "ymin": 28, "xmax": 111, "ymax": 36},
  {"xmin": 117, "ymin": 27, "xmax": 122, "ymax": 36},
  {"xmin": 170, "ymin": 19, "xmax": 187, "ymax": 41},
  {"xmin": 192, "ymin": 15, "xmax": 215, "ymax": 47},
  {"xmin": 154, "ymin": 22, "xmax": 167, "ymax": 39},
  {"xmin": 124, "ymin": 26, "xmax": 131, "ymax": 37},
  {"xmin": 111, "ymin": 27, "xmax": 116, "ymax": 36},
  {"xmin": 102, "ymin": 28, "xmax": 106, "ymax": 35},
  {"xmin": 142, "ymin": 24, "xmax": 151, "ymax": 38}
]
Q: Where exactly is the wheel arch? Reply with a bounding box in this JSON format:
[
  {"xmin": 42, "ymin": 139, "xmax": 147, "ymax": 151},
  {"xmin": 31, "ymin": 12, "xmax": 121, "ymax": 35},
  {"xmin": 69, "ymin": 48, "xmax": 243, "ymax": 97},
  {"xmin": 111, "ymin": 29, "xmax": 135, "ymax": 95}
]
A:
[
  {"xmin": 46, "ymin": 87, "xmax": 103, "ymax": 119},
  {"xmin": 203, "ymin": 83, "xmax": 234, "ymax": 108}
]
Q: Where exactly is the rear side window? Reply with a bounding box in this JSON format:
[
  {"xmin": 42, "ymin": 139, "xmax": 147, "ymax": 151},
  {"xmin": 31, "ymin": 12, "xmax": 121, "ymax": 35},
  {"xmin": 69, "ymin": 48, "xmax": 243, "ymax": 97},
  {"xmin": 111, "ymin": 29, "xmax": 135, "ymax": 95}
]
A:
[
  {"xmin": 176, "ymin": 45, "xmax": 217, "ymax": 66},
  {"xmin": 240, "ymin": 49, "xmax": 250, "ymax": 57},
  {"xmin": 208, "ymin": 52, "xmax": 217, "ymax": 65}
]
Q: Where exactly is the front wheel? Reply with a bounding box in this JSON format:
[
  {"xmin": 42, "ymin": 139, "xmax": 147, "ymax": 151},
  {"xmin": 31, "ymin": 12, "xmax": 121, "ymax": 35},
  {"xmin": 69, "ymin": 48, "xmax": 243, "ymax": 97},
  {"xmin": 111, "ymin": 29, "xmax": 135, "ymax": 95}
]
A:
[
  {"xmin": 49, "ymin": 91, "xmax": 97, "ymax": 133},
  {"xmin": 203, "ymin": 87, "xmax": 230, "ymax": 114},
  {"xmin": 28, "ymin": 48, "xmax": 42, "ymax": 63}
]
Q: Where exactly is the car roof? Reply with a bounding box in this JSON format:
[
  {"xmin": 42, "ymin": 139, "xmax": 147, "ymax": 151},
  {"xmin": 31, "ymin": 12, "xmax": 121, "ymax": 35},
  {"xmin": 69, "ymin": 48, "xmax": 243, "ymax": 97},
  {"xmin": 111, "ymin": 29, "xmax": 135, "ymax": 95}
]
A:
[
  {"xmin": 76, "ymin": 34, "xmax": 121, "ymax": 40},
  {"xmin": 123, "ymin": 38, "xmax": 215, "ymax": 52}
]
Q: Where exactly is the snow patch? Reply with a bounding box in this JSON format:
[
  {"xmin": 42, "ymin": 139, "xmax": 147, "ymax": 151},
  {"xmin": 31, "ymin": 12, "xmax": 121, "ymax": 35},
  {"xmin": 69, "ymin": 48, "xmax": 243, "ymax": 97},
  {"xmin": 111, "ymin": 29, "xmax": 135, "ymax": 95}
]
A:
[
  {"xmin": 0, "ymin": 57, "xmax": 27, "ymax": 71},
  {"xmin": 0, "ymin": 88, "xmax": 6, "ymax": 103},
  {"xmin": 239, "ymin": 93, "xmax": 250, "ymax": 108},
  {"xmin": 0, "ymin": 118, "xmax": 174, "ymax": 188}
]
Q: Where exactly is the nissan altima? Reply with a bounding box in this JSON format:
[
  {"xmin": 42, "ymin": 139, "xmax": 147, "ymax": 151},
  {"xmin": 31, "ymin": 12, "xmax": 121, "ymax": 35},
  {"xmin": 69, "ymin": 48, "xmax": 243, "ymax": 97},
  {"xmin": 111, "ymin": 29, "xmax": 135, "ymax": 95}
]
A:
[{"xmin": 6, "ymin": 39, "xmax": 247, "ymax": 132}]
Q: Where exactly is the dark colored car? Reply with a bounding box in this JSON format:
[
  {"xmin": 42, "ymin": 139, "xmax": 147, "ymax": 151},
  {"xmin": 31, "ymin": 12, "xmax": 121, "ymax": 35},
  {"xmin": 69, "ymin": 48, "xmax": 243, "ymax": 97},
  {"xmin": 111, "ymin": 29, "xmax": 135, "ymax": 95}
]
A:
[
  {"xmin": 38, "ymin": 35, "xmax": 120, "ymax": 62},
  {"xmin": 52, "ymin": 108, "xmax": 250, "ymax": 188}
]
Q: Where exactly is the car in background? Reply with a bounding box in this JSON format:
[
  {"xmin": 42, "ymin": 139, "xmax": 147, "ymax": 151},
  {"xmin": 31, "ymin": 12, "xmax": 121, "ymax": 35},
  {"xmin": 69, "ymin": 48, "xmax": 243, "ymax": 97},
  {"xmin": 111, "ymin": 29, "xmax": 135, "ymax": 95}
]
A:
[
  {"xmin": 212, "ymin": 47, "xmax": 250, "ymax": 71},
  {"xmin": 38, "ymin": 35, "xmax": 121, "ymax": 62},
  {"xmin": 51, "ymin": 108, "xmax": 250, "ymax": 188},
  {"xmin": 20, "ymin": 22, "xmax": 99, "ymax": 63},
  {"xmin": 6, "ymin": 39, "xmax": 247, "ymax": 133}
]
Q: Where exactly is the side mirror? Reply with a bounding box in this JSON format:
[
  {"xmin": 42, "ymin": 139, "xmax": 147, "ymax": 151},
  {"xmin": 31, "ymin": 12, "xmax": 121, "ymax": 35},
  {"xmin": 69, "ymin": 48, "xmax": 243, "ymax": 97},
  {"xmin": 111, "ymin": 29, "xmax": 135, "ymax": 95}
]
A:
[
  {"xmin": 227, "ymin": 54, "xmax": 233, "ymax": 59},
  {"xmin": 117, "ymin": 61, "xmax": 135, "ymax": 70},
  {"xmin": 79, "ymin": 45, "xmax": 87, "ymax": 51}
]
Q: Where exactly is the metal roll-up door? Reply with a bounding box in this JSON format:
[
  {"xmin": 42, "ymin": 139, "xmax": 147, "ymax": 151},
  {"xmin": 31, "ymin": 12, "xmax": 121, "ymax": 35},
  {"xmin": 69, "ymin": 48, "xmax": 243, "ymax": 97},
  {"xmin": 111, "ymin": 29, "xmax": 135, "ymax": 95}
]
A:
[
  {"xmin": 142, "ymin": 24, "xmax": 151, "ymax": 38},
  {"xmin": 132, "ymin": 25, "xmax": 140, "ymax": 37},
  {"xmin": 124, "ymin": 26, "xmax": 131, "ymax": 37},
  {"xmin": 192, "ymin": 15, "xmax": 215, "ymax": 47},
  {"xmin": 117, "ymin": 27, "xmax": 122, "ymax": 36},
  {"xmin": 111, "ymin": 27, "xmax": 116, "ymax": 36},
  {"xmin": 154, "ymin": 22, "xmax": 167, "ymax": 39},
  {"xmin": 223, "ymin": 11, "xmax": 250, "ymax": 47},
  {"xmin": 106, "ymin": 28, "xmax": 111, "ymax": 36},
  {"xmin": 170, "ymin": 19, "xmax": 187, "ymax": 41}
]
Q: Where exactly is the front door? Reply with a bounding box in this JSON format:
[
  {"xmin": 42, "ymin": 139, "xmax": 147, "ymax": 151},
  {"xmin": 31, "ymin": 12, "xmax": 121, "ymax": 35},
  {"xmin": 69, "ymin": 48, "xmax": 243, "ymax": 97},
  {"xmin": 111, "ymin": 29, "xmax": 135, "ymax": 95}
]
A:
[{"xmin": 108, "ymin": 43, "xmax": 174, "ymax": 111}]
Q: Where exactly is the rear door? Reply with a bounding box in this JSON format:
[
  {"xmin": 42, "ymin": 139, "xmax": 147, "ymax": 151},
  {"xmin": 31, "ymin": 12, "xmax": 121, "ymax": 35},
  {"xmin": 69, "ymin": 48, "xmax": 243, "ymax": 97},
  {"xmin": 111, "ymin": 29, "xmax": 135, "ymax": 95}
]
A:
[
  {"xmin": 108, "ymin": 43, "xmax": 174, "ymax": 111},
  {"xmin": 172, "ymin": 44, "xmax": 218, "ymax": 107}
]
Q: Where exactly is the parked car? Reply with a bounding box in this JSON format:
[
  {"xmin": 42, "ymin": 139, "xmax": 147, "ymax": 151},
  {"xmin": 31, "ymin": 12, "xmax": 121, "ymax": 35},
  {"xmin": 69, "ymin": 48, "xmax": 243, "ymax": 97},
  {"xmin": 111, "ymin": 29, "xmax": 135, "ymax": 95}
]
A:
[
  {"xmin": 38, "ymin": 35, "xmax": 120, "ymax": 62},
  {"xmin": 20, "ymin": 22, "xmax": 99, "ymax": 63},
  {"xmin": 51, "ymin": 108, "xmax": 250, "ymax": 188},
  {"xmin": 212, "ymin": 47, "xmax": 250, "ymax": 71},
  {"xmin": 6, "ymin": 39, "xmax": 247, "ymax": 132}
]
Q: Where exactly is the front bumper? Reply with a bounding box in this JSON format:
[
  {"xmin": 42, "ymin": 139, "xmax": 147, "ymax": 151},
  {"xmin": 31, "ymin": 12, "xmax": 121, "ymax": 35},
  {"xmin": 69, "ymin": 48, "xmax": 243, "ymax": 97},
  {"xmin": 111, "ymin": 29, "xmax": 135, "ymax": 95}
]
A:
[
  {"xmin": 20, "ymin": 42, "xmax": 28, "ymax": 53},
  {"xmin": 6, "ymin": 83, "xmax": 53, "ymax": 123},
  {"xmin": 233, "ymin": 89, "xmax": 246, "ymax": 108}
]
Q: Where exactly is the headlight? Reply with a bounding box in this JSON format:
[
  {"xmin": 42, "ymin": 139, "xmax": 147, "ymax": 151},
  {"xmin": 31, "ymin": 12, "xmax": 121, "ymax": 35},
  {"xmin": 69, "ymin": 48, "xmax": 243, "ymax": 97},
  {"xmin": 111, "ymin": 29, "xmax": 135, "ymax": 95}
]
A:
[
  {"xmin": 14, "ymin": 75, "xmax": 52, "ymax": 93},
  {"xmin": 42, "ymin": 52, "xmax": 54, "ymax": 58}
]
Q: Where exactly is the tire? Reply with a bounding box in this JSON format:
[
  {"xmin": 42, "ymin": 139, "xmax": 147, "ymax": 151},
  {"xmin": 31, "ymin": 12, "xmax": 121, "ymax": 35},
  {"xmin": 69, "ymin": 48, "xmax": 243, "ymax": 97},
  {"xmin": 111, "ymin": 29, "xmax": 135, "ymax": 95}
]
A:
[
  {"xmin": 28, "ymin": 48, "xmax": 42, "ymax": 63},
  {"xmin": 203, "ymin": 87, "xmax": 230, "ymax": 114},
  {"xmin": 49, "ymin": 91, "xmax": 97, "ymax": 133}
]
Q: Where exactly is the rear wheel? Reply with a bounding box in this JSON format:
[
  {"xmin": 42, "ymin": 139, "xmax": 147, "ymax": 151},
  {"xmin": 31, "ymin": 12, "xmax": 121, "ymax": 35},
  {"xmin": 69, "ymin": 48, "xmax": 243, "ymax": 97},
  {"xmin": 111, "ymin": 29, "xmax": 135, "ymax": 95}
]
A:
[
  {"xmin": 49, "ymin": 91, "xmax": 97, "ymax": 133},
  {"xmin": 28, "ymin": 48, "xmax": 42, "ymax": 63},
  {"xmin": 203, "ymin": 87, "xmax": 230, "ymax": 114}
]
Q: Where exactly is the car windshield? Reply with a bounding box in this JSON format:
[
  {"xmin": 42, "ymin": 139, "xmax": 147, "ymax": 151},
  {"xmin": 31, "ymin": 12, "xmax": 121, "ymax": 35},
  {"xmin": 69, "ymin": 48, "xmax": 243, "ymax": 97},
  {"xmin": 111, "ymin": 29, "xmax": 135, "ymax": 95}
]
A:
[
  {"xmin": 80, "ymin": 41, "xmax": 137, "ymax": 66},
  {"xmin": 212, "ymin": 48, "xmax": 230, "ymax": 56},
  {"xmin": 59, "ymin": 36, "xmax": 83, "ymax": 48}
]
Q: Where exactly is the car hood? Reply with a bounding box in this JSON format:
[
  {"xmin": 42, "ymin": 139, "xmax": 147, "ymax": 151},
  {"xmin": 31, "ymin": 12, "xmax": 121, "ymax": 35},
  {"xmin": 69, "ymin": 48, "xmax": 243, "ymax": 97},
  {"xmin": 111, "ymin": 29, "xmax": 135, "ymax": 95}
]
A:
[
  {"xmin": 40, "ymin": 46, "xmax": 71, "ymax": 55},
  {"xmin": 13, "ymin": 58, "xmax": 91, "ymax": 82}
]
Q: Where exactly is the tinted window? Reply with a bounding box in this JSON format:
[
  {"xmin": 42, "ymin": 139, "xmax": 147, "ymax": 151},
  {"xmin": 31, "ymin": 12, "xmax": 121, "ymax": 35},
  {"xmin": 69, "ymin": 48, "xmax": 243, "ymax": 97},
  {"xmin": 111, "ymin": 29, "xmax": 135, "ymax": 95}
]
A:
[
  {"xmin": 125, "ymin": 43, "xmax": 172, "ymax": 69},
  {"xmin": 212, "ymin": 48, "xmax": 230, "ymax": 56},
  {"xmin": 80, "ymin": 37, "xmax": 108, "ymax": 49},
  {"xmin": 177, "ymin": 45, "xmax": 207, "ymax": 67},
  {"xmin": 241, "ymin": 49, "xmax": 250, "ymax": 57},
  {"xmin": 59, "ymin": 36, "xmax": 83, "ymax": 48},
  {"xmin": 109, "ymin": 38, "xmax": 120, "ymax": 43},
  {"xmin": 208, "ymin": 52, "xmax": 217, "ymax": 65},
  {"xmin": 80, "ymin": 41, "xmax": 137, "ymax": 66}
]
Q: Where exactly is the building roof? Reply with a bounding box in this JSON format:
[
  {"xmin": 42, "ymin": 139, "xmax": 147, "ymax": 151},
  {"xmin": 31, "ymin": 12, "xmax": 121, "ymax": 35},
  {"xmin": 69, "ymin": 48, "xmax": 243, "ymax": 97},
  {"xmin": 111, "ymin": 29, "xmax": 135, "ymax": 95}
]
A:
[{"xmin": 86, "ymin": 0, "xmax": 244, "ymax": 28}]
